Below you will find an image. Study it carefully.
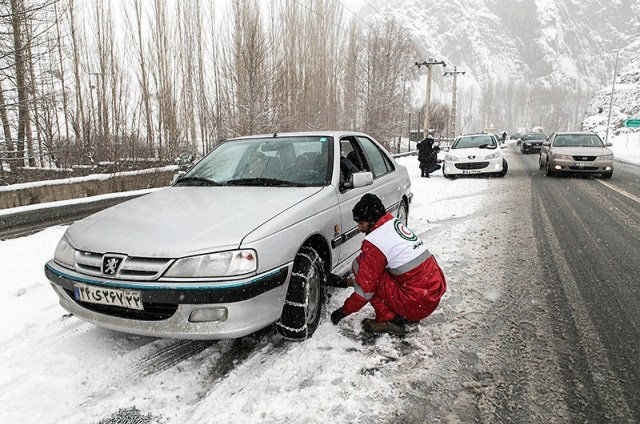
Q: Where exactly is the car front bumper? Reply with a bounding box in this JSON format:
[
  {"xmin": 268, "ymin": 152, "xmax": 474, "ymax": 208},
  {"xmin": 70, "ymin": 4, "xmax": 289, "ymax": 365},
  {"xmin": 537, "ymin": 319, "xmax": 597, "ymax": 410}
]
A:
[
  {"xmin": 444, "ymin": 156, "xmax": 504, "ymax": 175},
  {"xmin": 549, "ymin": 158, "xmax": 614, "ymax": 174},
  {"xmin": 522, "ymin": 143, "xmax": 542, "ymax": 153},
  {"xmin": 45, "ymin": 260, "xmax": 292, "ymax": 339}
]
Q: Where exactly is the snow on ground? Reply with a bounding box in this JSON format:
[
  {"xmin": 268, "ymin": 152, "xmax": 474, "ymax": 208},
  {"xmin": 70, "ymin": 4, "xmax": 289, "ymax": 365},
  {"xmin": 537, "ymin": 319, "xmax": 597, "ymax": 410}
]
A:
[
  {"xmin": 611, "ymin": 131, "xmax": 640, "ymax": 166},
  {"xmin": 0, "ymin": 157, "xmax": 491, "ymax": 424}
]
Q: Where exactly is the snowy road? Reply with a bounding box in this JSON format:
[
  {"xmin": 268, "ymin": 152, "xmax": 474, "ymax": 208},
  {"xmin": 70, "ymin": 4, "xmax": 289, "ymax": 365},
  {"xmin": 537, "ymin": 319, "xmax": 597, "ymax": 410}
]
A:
[{"xmin": 2, "ymin": 148, "xmax": 640, "ymax": 423}]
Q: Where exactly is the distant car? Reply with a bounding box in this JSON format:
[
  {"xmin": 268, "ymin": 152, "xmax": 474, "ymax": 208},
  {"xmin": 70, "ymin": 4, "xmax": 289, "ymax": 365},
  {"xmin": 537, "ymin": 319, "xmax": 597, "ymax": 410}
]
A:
[
  {"xmin": 443, "ymin": 134, "xmax": 508, "ymax": 178},
  {"xmin": 520, "ymin": 133, "xmax": 547, "ymax": 153},
  {"xmin": 539, "ymin": 132, "xmax": 613, "ymax": 178},
  {"xmin": 44, "ymin": 131, "xmax": 413, "ymax": 340}
]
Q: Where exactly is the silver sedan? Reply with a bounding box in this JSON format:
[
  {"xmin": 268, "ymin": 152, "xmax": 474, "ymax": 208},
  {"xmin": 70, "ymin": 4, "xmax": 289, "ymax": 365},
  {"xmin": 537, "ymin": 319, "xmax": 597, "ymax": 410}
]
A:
[
  {"xmin": 45, "ymin": 132, "xmax": 412, "ymax": 340},
  {"xmin": 539, "ymin": 132, "xmax": 614, "ymax": 178}
]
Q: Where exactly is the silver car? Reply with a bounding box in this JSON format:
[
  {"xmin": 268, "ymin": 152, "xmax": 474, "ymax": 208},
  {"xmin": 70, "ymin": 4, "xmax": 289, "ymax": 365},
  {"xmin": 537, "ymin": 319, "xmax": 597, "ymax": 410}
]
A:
[
  {"xmin": 539, "ymin": 132, "xmax": 614, "ymax": 178},
  {"xmin": 44, "ymin": 132, "xmax": 412, "ymax": 340}
]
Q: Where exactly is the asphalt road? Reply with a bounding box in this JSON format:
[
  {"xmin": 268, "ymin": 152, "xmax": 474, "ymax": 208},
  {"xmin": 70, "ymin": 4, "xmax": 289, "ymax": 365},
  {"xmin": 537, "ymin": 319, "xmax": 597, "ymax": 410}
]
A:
[
  {"xmin": 466, "ymin": 145, "xmax": 640, "ymax": 423},
  {"xmin": 525, "ymin": 150, "xmax": 640, "ymax": 423}
]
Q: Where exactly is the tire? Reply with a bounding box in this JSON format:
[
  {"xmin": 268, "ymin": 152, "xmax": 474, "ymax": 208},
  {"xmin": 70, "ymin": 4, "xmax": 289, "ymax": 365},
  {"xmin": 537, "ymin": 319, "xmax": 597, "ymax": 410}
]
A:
[
  {"xmin": 497, "ymin": 159, "xmax": 508, "ymax": 177},
  {"xmin": 397, "ymin": 200, "xmax": 409, "ymax": 226},
  {"xmin": 601, "ymin": 171, "xmax": 613, "ymax": 179},
  {"xmin": 276, "ymin": 246, "xmax": 326, "ymax": 340},
  {"xmin": 539, "ymin": 158, "xmax": 544, "ymax": 170},
  {"xmin": 545, "ymin": 159, "xmax": 555, "ymax": 177}
]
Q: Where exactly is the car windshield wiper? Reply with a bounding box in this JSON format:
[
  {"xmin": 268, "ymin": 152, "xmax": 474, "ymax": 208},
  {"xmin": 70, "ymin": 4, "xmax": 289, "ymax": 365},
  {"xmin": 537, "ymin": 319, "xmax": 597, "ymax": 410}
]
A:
[
  {"xmin": 478, "ymin": 144, "xmax": 495, "ymax": 149},
  {"xmin": 225, "ymin": 178, "xmax": 310, "ymax": 187},
  {"xmin": 173, "ymin": 176, "xmax": 220, "ymax": 186}
]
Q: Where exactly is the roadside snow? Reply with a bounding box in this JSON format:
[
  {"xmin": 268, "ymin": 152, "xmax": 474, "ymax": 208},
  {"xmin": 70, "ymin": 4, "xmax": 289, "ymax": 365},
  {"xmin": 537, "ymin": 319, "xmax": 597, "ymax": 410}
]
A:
[
  {"xmin": 611, "ymin": 131, "xmax": 640, "ymax": 166},
  {"xmin": 0, "ymin": 188, "xmax": 161, "ymax": 217},
  {"xmin": 0, "ymin": 165, "xmax": 178, "ymax": 192},
  {"xmin": 0, "ymin": 157, "xmax": 491, "ymax": 424}
]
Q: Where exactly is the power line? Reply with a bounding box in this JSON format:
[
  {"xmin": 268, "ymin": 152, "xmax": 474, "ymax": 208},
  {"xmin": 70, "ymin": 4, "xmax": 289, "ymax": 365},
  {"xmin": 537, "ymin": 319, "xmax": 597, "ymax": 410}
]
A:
[{"xmin": 361, "ymin": 0, "xmax": 384, "ymax": 16}]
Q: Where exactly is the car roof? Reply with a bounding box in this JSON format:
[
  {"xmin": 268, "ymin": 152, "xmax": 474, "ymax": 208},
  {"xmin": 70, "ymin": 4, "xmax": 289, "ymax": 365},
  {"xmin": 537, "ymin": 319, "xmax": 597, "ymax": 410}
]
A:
[
  {"xmin": 230, "ymin": 131, "xmax": 371, "ymax": 141},
  {"xmin": 554, "ymin": 131, "xmax": 598, "ymax": 136}
]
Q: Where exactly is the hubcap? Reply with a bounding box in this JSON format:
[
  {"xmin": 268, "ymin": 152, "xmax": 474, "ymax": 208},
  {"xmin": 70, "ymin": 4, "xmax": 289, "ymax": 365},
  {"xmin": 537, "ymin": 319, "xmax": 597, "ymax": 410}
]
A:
[{"xmin": 305, "ymin": 265, "xmax": 321, "ymax": 323}]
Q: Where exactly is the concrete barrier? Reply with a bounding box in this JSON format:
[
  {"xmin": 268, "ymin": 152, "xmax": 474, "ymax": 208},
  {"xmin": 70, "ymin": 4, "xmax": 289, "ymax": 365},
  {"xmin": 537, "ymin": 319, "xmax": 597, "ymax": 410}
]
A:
[{"xmin": 0, "ymin": 166, "xmax": 177, "ymax": 210}]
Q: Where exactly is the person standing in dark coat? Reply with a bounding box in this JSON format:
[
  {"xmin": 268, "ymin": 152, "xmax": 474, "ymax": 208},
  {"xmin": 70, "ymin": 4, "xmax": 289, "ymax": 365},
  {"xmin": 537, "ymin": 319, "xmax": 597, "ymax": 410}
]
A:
[{"xmin": 417, "ymin": 136, "xmax": 434, "ymax": 178}]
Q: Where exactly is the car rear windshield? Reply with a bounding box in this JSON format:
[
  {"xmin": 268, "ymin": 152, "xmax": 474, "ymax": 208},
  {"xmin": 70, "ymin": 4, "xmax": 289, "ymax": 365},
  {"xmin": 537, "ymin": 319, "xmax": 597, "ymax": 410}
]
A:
[
  {"xmin": 179, "ymin": 136, "xmax": 333, "ymax": 186},
  {"xmin": 553, "ymin": 134, "xmax": 604, "ymax": 147},
  {"xmin": 524, "ymin": 133, "xmax": 546, "ymax": 140},
  {"xmin": 452, "ymin": 135, "xmax": 496, "ymax": 149}
]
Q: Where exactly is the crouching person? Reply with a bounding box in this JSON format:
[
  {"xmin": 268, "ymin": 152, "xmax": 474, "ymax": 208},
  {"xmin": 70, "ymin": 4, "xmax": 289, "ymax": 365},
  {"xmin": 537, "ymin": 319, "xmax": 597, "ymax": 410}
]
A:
[{"xmin": 331, "ymin": 194, "xmax": 446, "ymax": 335}]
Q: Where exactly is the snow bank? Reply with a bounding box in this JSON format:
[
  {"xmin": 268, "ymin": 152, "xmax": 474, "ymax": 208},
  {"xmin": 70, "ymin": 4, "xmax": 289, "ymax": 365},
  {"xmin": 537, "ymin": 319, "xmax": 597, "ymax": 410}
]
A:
[
  {"xmin": 610, "ymin": 131, "xmax": 640, "ymax": 166},
  {"xmin": 0, "ymin": 165, "xmax": 178, "ymax": 192}
]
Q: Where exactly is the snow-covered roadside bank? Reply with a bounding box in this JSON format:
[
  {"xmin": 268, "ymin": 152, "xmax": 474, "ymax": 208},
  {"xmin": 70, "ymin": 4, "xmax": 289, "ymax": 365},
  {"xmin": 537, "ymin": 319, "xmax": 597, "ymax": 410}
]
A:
[
  {"xmin": 611, "ymin": 131, "xmax": 640, "ymax": 166},
  {"xmin": 0, "ymin": 157, "xmax": 491, "ymax": 424}
]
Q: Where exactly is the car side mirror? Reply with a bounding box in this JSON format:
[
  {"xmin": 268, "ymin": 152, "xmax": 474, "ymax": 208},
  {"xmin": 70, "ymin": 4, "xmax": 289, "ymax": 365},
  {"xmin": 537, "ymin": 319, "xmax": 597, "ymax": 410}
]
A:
[
  {"xmin": 542, "ymin": 142, "xmax": 551, "ymax": 146},
  {"xmin": 605, "ymin": 142, "xmax": 613, "ymax": 147},
  {"xmin": 442, "ymin": 147, "xmax": 450, "ymax": 152},
  {"xmin": 351, "ymin": 171, "xmax": 374, "ymax": 188},
  {"xmin": 172, "ymin": 171, "xmax": 185, "ymax": 184}
]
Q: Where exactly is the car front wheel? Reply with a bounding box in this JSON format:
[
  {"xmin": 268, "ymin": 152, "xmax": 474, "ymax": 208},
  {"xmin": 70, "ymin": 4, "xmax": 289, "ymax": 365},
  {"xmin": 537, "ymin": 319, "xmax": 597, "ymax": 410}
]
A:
[
  {"xmin": 497, "ymin": 159, "xmax": 508, "ymax": 177},
  {"xmin": 546, "ymin": 159, "xmax": 555, "ymax": 177},
  {"xmin": 276, "ymin": 246, "xmax": 325, "ymax": 340},
  {"xmin": 397, "ymin": 200, "xmax": 409, "ymax": 226}
]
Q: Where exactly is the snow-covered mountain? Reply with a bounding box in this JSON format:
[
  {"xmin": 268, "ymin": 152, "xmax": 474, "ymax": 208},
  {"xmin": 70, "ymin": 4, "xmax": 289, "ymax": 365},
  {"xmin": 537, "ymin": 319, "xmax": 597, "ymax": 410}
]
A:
[
  {"xmin": 362, "ymin": 0, "xmax": 640, "ymax": 133},
  {"xmin": 582, "ymin": 38, "xmax": 640, "ymax": 137}
]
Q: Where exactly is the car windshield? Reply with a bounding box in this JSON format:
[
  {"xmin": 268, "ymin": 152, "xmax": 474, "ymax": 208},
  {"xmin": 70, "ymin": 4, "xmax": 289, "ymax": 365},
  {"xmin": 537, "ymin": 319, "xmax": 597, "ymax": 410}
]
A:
[
  {"xmin": 524, "ymin": 133, "xmax": 546, "ymax": 140},
  {"xmin": 177, "ymin": 136, "xmax": 332, "ymax": 187},
  {"xmin": 452, "ymin": 135, "xmax": 496, "ymax": 149},
  {"xmin": 553, "ymin": 134, "xmax": 604, "ymax": 147}
]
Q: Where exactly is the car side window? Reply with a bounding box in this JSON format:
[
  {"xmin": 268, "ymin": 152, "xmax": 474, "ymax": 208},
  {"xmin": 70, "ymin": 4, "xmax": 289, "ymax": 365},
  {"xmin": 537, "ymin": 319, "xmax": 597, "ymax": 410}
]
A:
[
  {"xmin": 356, "ymin": 136, "xmax": 389, "ymax": 178},
  {"xmin": 339, "ymin": 138, "xmax": 368, "ymax": 187}
]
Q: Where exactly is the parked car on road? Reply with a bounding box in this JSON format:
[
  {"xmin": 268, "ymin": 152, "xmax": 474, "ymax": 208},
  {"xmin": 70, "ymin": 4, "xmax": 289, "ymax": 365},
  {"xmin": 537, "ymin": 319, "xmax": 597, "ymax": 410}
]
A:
[
  {"xmin": 44, "ymin": 132, "xmax": 413, "ymax": 340},
  {"xmin": 520, "ymin": 133, "xmax": 547, "ymax": 154},
  {"xmin": 539, "ymin": 132, "xmax": 614, "ymax": 178},
  {"xmin": 443, "ymin": 134, "xmax": 508, "ymax": 178}
]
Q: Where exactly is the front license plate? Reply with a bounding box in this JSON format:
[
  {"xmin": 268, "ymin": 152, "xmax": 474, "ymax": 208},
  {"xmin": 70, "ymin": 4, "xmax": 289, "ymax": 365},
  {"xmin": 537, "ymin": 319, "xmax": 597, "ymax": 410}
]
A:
[
  {"xmin": 575, "ymin": 162, "xmax": 589, "ymax": 167},
  {"xmin": 74, "ymin": 284, "xmax": 143, "ymax": 310},
  {"xmin": 462, "ymin": 169, "xmax": 481, "ymax": 174}
]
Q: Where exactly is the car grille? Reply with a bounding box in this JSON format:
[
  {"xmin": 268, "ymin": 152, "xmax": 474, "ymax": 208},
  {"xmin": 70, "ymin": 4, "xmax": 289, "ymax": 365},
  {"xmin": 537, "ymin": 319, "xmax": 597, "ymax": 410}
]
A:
[
  {"xmin": 455, "ymin": 162, "xmax": 489, "ymax": 170},
  {"xmin": 572, "ymin": 155, "xmax": 597, "ymax": 162},
  {"xmin": 569, "ymin": 166, "xmax": 598, "ymax": 171},
  {"xmin": 75, "ymin": 251, "xmax": 173, "ymax": 280},
  {"xmin": 64, "ymin": 288, "xmax": 178, "ymax": 321}
]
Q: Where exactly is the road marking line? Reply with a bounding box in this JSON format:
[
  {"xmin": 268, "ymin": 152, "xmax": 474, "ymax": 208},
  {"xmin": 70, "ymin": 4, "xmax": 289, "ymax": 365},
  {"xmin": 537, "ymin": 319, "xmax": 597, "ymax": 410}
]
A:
[{"xmin": 596, "ymin": 179, "xmax": 640, "ymax": 205}]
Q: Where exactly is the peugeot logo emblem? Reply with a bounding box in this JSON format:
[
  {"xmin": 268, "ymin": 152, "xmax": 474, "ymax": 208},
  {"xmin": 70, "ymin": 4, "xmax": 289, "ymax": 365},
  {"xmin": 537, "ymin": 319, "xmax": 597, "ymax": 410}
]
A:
[
  {"xmin": 468, "ymin": 155, "xmax": 476, "ymax": 159},
  {"xmin": 102, "ymin": 254, "xmax": 125, "ymax": 276}
]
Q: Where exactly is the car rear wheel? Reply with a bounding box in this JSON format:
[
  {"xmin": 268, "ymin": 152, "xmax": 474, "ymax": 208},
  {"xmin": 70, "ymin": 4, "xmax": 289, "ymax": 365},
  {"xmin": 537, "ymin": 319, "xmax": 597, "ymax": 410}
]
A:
[{"xmin": 276, "ymin": 246, "xmax": 325, "ymax": 340}]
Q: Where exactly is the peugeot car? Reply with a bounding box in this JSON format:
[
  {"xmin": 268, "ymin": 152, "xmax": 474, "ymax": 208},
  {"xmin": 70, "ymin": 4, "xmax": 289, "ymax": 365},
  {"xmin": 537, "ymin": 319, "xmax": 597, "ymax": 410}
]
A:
[
  {"xmin": 45, "ymin": 132, "xmax": 412, "ymax": 340},
  {"xmin": 443, "ymin": 134, "xmax": 508, "ymax": 178}
]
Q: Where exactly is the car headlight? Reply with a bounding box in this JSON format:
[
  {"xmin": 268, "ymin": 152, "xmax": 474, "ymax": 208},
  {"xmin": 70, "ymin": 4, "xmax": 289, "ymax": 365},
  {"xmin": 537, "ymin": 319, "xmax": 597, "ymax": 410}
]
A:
[
  {"xmin": 54, "ymin": 237, "xmax": 75, "ymax": 268},
  {"xmin": 164, "ymin": 249, "xmax": 257, "ymax": 278},
  {"xmin": 554, "ymin": 154, "xmax": 572, "ymax": 160},
  {"xmin": 599, "ymin": 154, "xmax": 613, "ymax": 160},
  {"xmin": 485, "ymin": 152, "xmax": 501, "ymax": 159},
  {"xmin": 444, "ymin": 154, "xmax": 459, "ymax": 162}
]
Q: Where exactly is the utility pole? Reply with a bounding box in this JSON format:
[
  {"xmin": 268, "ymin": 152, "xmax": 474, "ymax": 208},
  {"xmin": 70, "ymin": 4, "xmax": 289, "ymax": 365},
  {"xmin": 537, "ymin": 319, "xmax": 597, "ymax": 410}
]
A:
[
  {"xmin": 89, "ymin": 72, "xmax": 102, "ymax": 140},
  {"xmin": 605, "ymin": 51, "xmax": 620, "ymax": 144},
  {"xmin": 444, "ymin": 67, "xmax": 465, "ymax": 140},
  {"xmin": 415, "ymin": 59, "xmax": 446, "ymax": 138}
]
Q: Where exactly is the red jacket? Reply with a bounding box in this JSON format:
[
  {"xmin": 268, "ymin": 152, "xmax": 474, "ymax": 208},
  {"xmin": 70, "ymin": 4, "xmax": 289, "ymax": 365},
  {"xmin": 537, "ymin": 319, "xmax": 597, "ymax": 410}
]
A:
[{"xmin": 342, "ymin": 214, "xmax": 446, "ymax": 321}]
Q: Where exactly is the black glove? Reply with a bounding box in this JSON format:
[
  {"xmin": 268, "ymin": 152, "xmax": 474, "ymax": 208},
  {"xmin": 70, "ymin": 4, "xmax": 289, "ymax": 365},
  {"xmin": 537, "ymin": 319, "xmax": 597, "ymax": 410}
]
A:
[{"xmin": 331, "ymin": 308, "xmax": 346, "ymax": 325}]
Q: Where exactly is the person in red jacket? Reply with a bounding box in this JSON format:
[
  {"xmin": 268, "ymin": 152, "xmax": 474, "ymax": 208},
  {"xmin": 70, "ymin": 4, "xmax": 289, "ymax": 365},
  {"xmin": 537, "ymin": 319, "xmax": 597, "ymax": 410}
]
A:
[{"xmin": 331, "ymin": 193, "xmax": 446, "ymax": 335}]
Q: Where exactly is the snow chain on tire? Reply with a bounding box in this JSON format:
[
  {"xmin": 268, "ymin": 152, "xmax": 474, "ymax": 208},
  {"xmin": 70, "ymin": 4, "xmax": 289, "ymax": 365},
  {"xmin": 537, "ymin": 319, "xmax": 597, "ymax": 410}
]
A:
[{"xmin": 276, "ymin": 246, "xmax": 326, "ymax": 340}]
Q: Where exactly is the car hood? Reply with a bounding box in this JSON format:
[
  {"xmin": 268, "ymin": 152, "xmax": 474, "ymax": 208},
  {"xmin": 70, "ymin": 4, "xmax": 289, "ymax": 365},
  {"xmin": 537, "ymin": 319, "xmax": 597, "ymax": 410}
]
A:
[
  {"xmin": 552, "ymin": 146, "xmax": 612, "ymax": 156},
  {"xmin": 65, "ymin": 186, "xmax": 322, "ymax": 258},
  {"xmin": 447, "ymin": 147, "xmax": 500, "ymax": 160}
]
